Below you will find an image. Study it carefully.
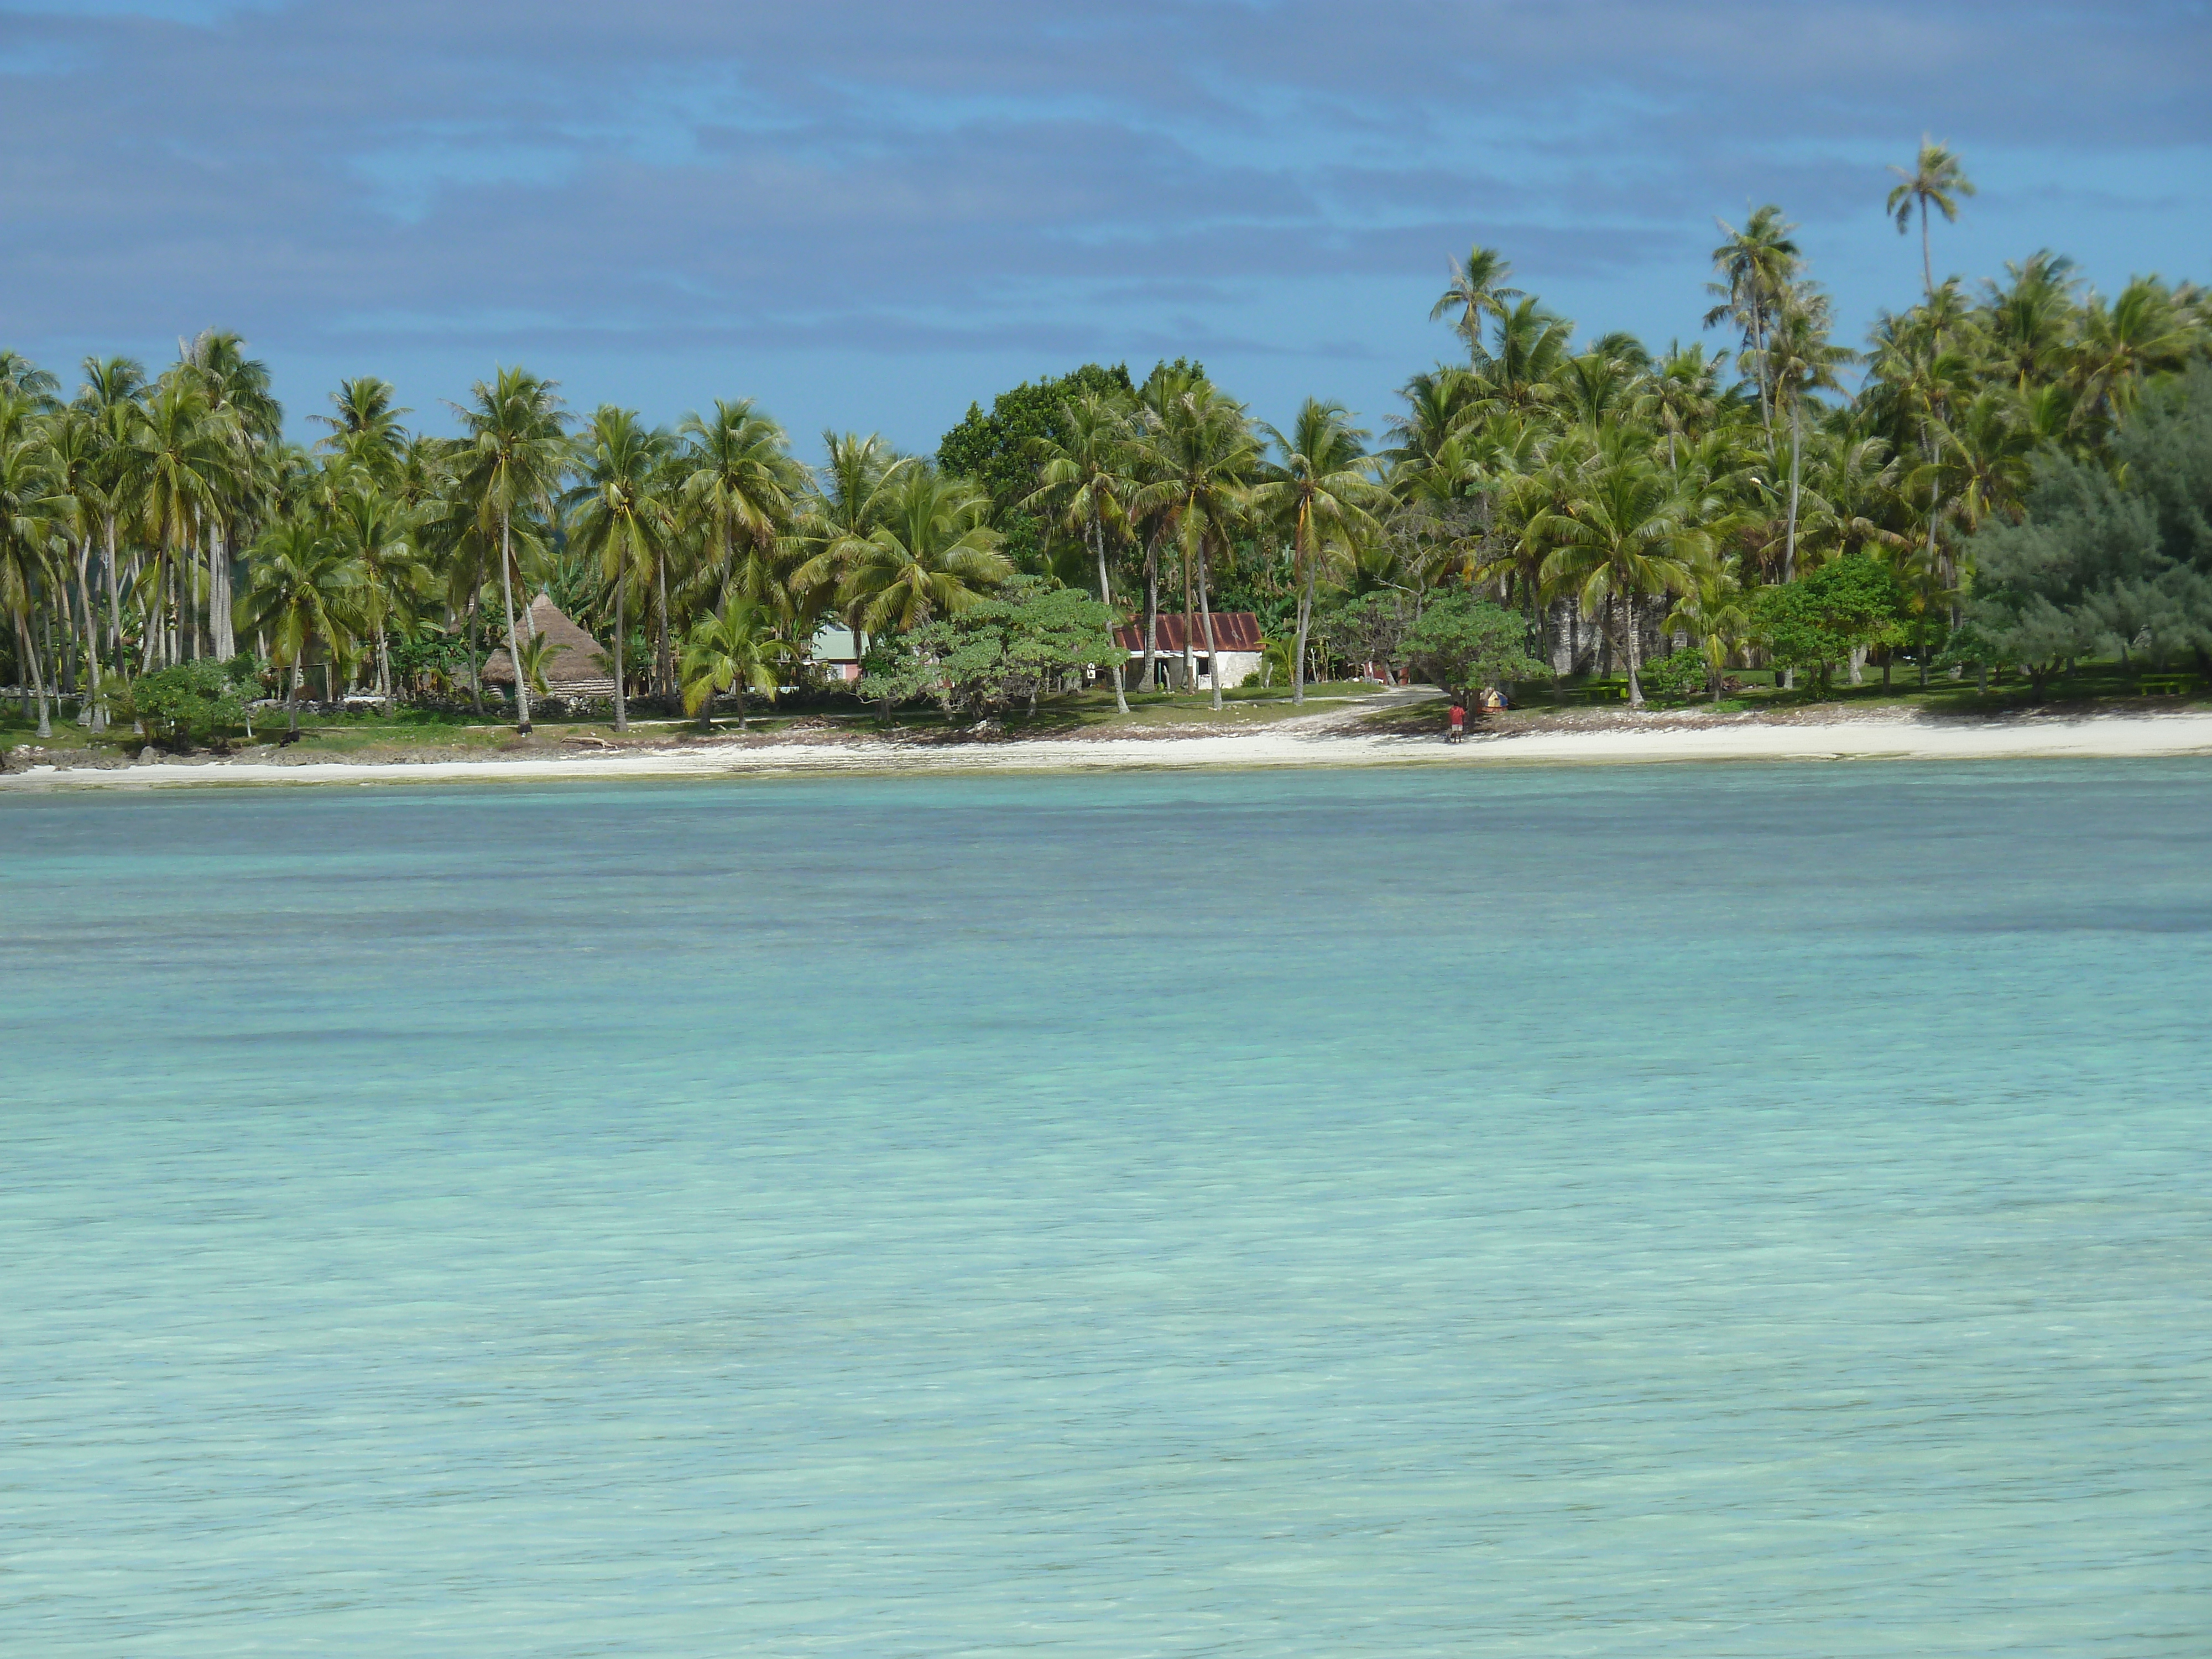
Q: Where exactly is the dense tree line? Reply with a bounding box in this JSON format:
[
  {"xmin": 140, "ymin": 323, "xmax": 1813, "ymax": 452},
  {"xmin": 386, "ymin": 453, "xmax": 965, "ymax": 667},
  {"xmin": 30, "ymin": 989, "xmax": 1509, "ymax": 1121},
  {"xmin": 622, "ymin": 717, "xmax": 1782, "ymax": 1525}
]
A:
[{"xmin": 2, "ymin": 139, "xmax": 2208, "ymax": 745}]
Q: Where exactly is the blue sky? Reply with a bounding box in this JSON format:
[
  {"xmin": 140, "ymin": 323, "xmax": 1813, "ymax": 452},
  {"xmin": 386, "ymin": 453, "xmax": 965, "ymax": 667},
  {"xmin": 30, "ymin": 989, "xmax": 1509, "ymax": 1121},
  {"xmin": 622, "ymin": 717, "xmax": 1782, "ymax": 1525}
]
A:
[{"xmin": 3, "ymin": 0, "xmax": 2206, "ymax": 458}]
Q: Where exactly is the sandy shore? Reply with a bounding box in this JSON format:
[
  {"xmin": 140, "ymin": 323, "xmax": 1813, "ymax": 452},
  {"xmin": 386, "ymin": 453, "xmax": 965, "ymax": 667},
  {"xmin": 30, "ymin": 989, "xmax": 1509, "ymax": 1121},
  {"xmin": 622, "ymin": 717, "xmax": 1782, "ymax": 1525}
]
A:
[{"xmin": 6, "ymin": 706, "xmax": 2212, "ymax": 790}]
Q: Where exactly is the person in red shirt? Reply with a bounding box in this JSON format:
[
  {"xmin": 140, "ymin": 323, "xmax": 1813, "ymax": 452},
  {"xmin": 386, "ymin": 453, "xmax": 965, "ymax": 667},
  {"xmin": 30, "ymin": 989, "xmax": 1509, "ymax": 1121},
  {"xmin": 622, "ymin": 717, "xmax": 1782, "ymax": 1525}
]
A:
[{"xmin": 1448, "ymin": 701, "xmax": 1466, "ymax": 742}]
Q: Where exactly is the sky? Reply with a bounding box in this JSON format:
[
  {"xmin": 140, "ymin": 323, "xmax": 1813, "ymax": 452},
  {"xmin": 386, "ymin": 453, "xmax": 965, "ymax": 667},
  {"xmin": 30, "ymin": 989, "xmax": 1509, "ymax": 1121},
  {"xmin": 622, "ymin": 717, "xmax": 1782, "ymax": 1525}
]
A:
[{"xmin": 3, "ymin": 0, "xmax": 2208, "ymax": 459}]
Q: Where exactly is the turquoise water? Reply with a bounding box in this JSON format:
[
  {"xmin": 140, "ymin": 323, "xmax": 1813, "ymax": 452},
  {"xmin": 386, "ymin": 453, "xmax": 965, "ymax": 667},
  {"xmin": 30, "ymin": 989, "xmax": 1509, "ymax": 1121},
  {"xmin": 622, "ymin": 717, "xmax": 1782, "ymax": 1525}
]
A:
[{"xmin": 4, "ymin": 762, "xmax": 2209, "ymax": 1656}]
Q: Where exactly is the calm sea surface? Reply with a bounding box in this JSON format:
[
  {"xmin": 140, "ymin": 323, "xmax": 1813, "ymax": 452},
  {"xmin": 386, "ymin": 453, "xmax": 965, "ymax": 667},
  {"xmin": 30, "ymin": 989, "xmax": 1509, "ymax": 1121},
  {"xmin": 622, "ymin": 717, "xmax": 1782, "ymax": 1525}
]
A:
[{"xmin": 4, "ymin": 762, "xmax": 2209, "ymax": 1656}]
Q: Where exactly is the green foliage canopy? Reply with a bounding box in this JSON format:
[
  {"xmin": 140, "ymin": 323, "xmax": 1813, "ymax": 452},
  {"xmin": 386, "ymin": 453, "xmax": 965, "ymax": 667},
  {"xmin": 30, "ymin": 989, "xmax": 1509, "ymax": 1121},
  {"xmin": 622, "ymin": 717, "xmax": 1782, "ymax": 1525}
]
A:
[{"xmin": 936, "ymin": 364, "xmax": 1136, "ymax": 571}]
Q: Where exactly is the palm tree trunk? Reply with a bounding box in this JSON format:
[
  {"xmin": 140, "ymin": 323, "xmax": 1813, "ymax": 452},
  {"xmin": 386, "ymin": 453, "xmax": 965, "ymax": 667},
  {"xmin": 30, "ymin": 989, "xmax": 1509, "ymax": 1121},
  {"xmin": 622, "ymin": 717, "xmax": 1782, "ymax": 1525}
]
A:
[
  {"xmin": 1195, "ymin": 533, "xmax": 1223, "ymax": 711},
  {"xmin": 1178, "ymin": 529, "xmax": 1194, "ymax": 693},
  {"xmin": 498, "ymin": 511, "xmax": 531, "ymax": 734},
  {"xmin": 1141, "ymin": 534, "xmax": 1159, "ymax": 691},
  {"xmin": 1783, "ymin": 396, "xmax": 1803, "ymax": 582},
  {"xmin": 1093, "ymin": 517, "xmax": 1127, "ymax": 714},
  {"xmin": 76, "ymin": 536, "xmax": 103, "ymax": 731},
  {"xmin": 104, "ymin": 517, "xmax": 123, "ymax": 680},
  {"xmin": 1921, "ymin": 199, "xmax": 1933, "ymax": 296},
  {"xmin": 18, "ymin": 614, "xmax": 51, "ymax": 739},
  {"xmin": 465, "ymin": 591, "xmax": 484, "ymax": 714},
  {"xmin": 655, "ymin": 559, "xmax": 673, "ymax": 705},
  {"xmin": 1623, "ymin": 593, "xmax": 1644, "ymax": 707},
  {"xmin": 286, "ymin": 659, "xmax": 300, "ymax": 734},
  {"xmin": 1292, "ymin": 544, "xmax": 1316, "ymax": 708},
  {"xmin": 612, "ymin": 574, "xmax": 629, "ymax": 733}
]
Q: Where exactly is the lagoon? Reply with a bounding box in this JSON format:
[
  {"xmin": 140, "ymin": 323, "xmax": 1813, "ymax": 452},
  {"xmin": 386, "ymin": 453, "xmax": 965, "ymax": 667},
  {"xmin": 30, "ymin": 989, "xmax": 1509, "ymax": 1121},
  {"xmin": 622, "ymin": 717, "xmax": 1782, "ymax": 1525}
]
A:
[{"xmin": 4, "ymin": 763, "xmax": 2209, "ymax": 1656}]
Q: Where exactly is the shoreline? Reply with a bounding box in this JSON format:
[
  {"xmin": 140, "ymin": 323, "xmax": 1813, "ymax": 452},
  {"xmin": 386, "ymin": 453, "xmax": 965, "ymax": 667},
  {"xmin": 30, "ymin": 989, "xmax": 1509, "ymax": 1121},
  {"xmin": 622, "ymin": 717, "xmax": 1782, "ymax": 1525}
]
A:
[{"xmin": 6, "ymin": 707, "xmax": 2212, "ymax": 790}]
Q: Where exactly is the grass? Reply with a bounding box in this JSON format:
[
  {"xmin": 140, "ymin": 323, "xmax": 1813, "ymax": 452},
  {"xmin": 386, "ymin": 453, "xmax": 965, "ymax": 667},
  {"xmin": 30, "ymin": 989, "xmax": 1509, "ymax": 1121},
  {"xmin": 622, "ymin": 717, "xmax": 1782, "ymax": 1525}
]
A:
[{"xmin": 5, "ymin": 665, "xmax": 2202, "ymax": 763}]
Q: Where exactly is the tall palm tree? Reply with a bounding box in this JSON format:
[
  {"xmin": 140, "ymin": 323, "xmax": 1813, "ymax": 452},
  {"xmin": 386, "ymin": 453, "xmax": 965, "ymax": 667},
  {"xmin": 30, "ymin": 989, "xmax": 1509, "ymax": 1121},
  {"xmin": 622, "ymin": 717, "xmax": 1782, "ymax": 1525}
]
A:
[
  {"xmin": 1886, "ymin": 138, "xmax": 1975, "ymax": 296},
  {"xmin": 325, "ymin": 487, "xmax": 426, "ymax": 698},
  {"xmin": 131, "ymin": 377, "xmax": 226, "ymax": 669},
  {"xmin": 234, "ymin": 518, "xmax": 359, "ymax": 733},
  {"xmin": 675, "ymin": 399, "xmax": 804, "ymax": 629},
  {"xmin": 1538, "ymin": 454, "xmax": 1700, "ymax": 706},
  {"xmin": 1430, "ymin": 243, "xmax": 1522, "ymax": 362},
  {"xmin": 1765, "ymin": 284, "xmax": 1853, "ymax": 581},
  {"xmin": 679, "ymin": 597, "xmax": 792, "ymax": 730},
  {"xmin": 793, "ymin": 432, "xmax": 911, "ymax": 660},
  {"xmin": 1024, "ymin": 392, "xmax": 1138, "ymax": 712},
  {"xmin": 450, "ymin": 367, "xmax": 569, "ymax": 733},
  {"xmin": 837, "ymin": 465, "xmax": 1010, "ymax": 635},
  {"xmin": 180, "ymin": 332, "xmax": 281, "ymax": 659},
  {"xmin": 0, "ymin": 435, "xmax": 69, "ymax": 738},
  {"xmin": 1254, "ymin": 399, "xmax": 1382, "ymax": 705},
  {"xmin": 1131, "ymin": 378, "xmax": 1258, "ymax": 709},
  {"xmin": 1705, "ymin": 206, "xmax": 1801, "ymax": 431},
  {"xmin": 75, "ymin": 357, "xmax": 147, "ymax": 677},
  {"xmin": 312, "ymin": 378, "xmax": 413, "ymax": 488},
  {"xmin": 564, "ymin": 406, "xmax": 675, "ymax": 733}
]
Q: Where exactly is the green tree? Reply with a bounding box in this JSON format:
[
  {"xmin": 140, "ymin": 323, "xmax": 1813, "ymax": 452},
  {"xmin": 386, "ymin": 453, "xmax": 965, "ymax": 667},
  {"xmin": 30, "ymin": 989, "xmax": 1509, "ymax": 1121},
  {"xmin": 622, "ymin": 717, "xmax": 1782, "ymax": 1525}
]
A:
[
  {"xmin": 1401, "ymin": 592, "xmax": 1547, "ymax": 702},
  {"xmin": 450, "ymin": 367, "xmax": 569, "ymax": 733},
  {"xmin": 1887, "ymin": 138, "xmax": 1976, "ymax": 298},
  {"xmin": 886, "ymin": 579, "xmax": 1123, "ymax": 719},
  {"xmin": 234, "ymin": 518, "xmax": 359, "ymax": 732},
  {"xmin": 1752, "ymin": 556, "xmax": 1907, "ymax": 694},
  {"xmin": 1253, "ymin": 399, "xmax": 1383, "ymax": 705},
  {"xmin": 837, "ymin": 465, "xmax": 1011, "ymax": 635},
  {"xmin": 1131, "ymin": 377, "xmax": 1258, "ymax": 709},
  {"xmin": 1023, "ymin": 391, "xmax": 1138, "ymax": 712},
  {"xmin": 1538, "ymin": 455, "xmax": 1700, "ymax": 706},
  {"xmin": 565, "ymin": 406, "xmax": 676, "ymax": 733},
  {"xmin": 936, "ymin": 363, "xmax": 1135, "ymax": 570},
  {"xmin": 679, "ymin": 596, "xmax": 792, "ymax": 729},
  {"xmin": 0, "ymin": 434, "xmax": 69, "ymax": 737},
  {"xmin": 1430, "ymin": 243, "xmax": 1522, "ymax": 361}
]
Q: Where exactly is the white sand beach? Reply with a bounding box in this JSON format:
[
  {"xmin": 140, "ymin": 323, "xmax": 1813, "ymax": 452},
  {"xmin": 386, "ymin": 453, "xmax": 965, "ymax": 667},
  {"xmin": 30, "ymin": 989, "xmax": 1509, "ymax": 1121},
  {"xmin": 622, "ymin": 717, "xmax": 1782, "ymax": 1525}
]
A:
[{"xmin": 7, "ymin": 706, "xmax": 2212, "ymax": 790}]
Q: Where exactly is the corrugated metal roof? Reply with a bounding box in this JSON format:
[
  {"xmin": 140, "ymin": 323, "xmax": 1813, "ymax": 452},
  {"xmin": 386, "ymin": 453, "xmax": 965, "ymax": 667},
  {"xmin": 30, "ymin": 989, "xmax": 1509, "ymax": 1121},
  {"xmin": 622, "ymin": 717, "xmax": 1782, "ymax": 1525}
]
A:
[{"xmin": 1112, "ymin": 612, "xmax": 1263, "ymax": 653}]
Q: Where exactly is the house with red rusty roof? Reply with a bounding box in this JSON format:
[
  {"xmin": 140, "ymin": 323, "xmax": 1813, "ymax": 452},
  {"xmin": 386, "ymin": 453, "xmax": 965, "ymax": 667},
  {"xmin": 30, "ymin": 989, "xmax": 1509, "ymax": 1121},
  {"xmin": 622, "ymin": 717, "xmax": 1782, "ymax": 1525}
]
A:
[{"xmin": 1112, "ymin": 612, "xmax": 1264, "ymax": 691}]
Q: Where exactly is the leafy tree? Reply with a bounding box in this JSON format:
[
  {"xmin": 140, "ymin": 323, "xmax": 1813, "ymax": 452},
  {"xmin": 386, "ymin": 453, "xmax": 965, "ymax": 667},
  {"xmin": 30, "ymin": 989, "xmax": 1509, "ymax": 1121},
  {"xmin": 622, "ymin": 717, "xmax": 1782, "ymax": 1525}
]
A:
[
  {"xmin": 1023, "ymin": 392, "xmax": 1138, "ymax": 712},
  {"xmin": 1401, "ymin": 593, "xmax": 1548, "ymax": 701},
  {"xmin": 1752, "ymin": 556, "xmax": 1907, "ymax": 693},
  {"xmin": 234, "ymin": 518, "xmax": 359, "ymax": 732},
  {"xmin": 1963, "ymin": 366, "xmax": 2212, "ymax": 697},
  {"xmin": 126, "ymin": 659, "xmax": 245, "ymax": 749},
  {"xmin": 872, "ymin": 579, "xmax": 1123, "ymax": 720},
  {"xmin": 1638, "ymin": 647, "xmax": 1711, "ymax": 702},
  {"xmin": 937, "ymin": 363, "xmax": 1135, "ymax": 570}
]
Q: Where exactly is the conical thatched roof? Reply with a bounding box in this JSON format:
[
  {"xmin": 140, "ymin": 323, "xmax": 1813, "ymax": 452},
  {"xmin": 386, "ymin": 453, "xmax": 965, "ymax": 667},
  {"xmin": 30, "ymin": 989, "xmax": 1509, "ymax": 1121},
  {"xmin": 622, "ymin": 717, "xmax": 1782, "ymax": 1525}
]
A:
[{"xmin": 483, "ymin": 593, "xmax": 617, "ymax": 697}]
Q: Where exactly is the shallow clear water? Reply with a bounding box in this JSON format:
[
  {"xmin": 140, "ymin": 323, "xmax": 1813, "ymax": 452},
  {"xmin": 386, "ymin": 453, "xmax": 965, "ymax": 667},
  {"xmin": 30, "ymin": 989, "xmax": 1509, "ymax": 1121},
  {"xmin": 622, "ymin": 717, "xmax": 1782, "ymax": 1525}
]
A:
[{"xmin": 4, "ymin": 762, "xmax": 2209, "ymax": 1656}]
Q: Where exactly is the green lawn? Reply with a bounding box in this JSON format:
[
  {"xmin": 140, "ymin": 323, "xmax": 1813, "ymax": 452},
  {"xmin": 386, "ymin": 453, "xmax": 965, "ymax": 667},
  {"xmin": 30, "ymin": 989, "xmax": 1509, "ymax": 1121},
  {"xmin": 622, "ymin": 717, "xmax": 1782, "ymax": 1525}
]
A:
[{"xmin": 6, "ymin": 665, "xmax": 2201, "ymax": 763}]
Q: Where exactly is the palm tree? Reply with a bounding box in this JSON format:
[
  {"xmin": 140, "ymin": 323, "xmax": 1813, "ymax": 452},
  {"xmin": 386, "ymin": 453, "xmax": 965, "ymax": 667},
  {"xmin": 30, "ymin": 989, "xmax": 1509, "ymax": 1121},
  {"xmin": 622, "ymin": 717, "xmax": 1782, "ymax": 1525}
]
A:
[
  {"xmin": 75, "ymin": 357, "xmax": 147, "ymax": 679},
  {"xmin": 675, "ymin": 399, "xmax": 804, "ymax": 631},
  {"xmin": 838, "ymin": 465, "xmax": 1010, "ymax": 634},
  {"xmin": 0, "ymin": 435, "xmax": 69, "ymax": 738},
  {"xmin": 1765, "ymin": 284, "xmax": 1853, "ymax": 582},
  {"xmin": 679, "ymin": 597, "xmax": 792, "ymax": 729},
  {"xmin": 1254, "ymin": 400, "xmax": 1382, "ymax": 706},
  {"xmin": 794, "ymin": 432, "xmax": 910, "ymax": 662},
  {"xmin": 1430, "ymin": 243, "xmax": 1522, "ymax": 361},
  {"xmin": 1887, "ymin": 138, "xmax": 1975, "ymax": 296},
  {"xmin": 131, "ymin": 376, "xmax": 227, "ymax": 669},
  {"xmin": 450, "ymin": 368, "xmax": 568, "ymax": 733},
  {"xmin": 1666, "ymin": 564, "xmax": 1751, "ymax": 702},
  {"xmin": 325, "ymin": 487, "xmax": 426, "ymax": 699},
  {"xmin": 312, "ymin": 378, "xmax": 412, "ymax": 488},
  {"xmin": 1538, "ymin": 454, "xmax": 1700, "ymax": 706},
  {"xmin": 1705, "ymin": 206, "xmax": 1801, "ymax": 431},
  {"xmin": 1131, "ymin": 379, "xmax": 1258, "ymax": 709},
  {"xmin": 1024, "ymin": 392, "xmax": 1138, "ymax": 712},
  {"xmin": 564, "ymin": 407, "xmax": 675, "ymax": 733},
  {"xmin": 234, "ymin": 519, "xmax": 359, "ymax": 733},
  {"xmin": 180, "ymin": 332, "xmax": 281, "ymax": 659}
]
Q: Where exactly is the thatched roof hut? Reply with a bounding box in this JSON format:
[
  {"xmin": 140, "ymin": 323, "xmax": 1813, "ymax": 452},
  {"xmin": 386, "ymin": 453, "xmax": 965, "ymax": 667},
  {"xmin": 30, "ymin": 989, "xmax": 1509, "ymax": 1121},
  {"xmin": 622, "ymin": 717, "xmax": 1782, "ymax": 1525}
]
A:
[{"xmin": 483, "ymin": 593, "xmax": 617, "ymax": 698}]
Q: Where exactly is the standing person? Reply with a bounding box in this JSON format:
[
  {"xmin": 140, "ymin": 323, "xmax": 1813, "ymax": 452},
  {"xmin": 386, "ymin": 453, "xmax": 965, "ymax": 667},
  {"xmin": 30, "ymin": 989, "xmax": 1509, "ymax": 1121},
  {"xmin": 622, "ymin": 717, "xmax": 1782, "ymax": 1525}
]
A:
[{"xmin": 1448, "ymin": 699, "xmax": 1466, "ymax": 742}]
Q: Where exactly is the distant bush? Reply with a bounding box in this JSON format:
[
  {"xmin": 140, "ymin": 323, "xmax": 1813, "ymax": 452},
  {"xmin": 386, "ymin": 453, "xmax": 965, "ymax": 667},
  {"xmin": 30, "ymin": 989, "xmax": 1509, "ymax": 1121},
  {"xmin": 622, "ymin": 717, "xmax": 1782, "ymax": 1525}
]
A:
[{"xmin": 1640, "ymin": 648, "xmax": 1709, "ymax": 701}]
